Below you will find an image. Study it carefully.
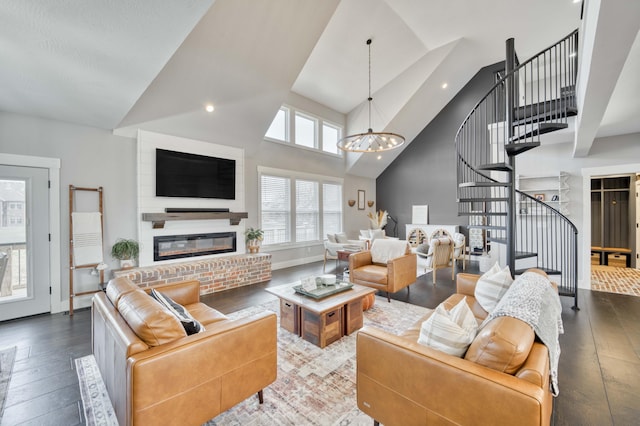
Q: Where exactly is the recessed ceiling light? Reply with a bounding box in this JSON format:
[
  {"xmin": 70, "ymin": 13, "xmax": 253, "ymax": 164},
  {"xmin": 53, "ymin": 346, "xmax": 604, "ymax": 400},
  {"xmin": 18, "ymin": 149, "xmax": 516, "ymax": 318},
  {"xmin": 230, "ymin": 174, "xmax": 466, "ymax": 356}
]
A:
[
  {"xmin": 205, "ymin": 104, "xmax": 215, "ymax": 113},
  {"xmin": 442, "ymin": 83, "xmax": 448, "ymax": 89},
  {"xmin": 572, "ymin": 0, "xmax": 580, "ymax": 3},
  {"xmin": 377, "ymin": 155, "xmax": 382, "ymax": 160}
]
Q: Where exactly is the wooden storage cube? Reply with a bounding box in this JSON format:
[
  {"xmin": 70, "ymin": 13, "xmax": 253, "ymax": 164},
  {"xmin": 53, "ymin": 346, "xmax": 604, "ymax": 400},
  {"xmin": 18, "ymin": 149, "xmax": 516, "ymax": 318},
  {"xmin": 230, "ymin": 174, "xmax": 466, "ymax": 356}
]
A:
[
  {"xmin": 280, "ymin": 299, "xmax": 300, "ymax": 335},
  {"xmin": 607, "ymin": 253, "xmax": 627, "ymax": 268},
  {"xmin": 591, "ymin": 253, "xmax": 600, "ymax": 265},
  {"xmin": 344, "ymin": 298, "xmax": 364, "ymax": 336},
  {"xmin": 302, "ymin": 307, "xmax": 343, "ymax": 348}
]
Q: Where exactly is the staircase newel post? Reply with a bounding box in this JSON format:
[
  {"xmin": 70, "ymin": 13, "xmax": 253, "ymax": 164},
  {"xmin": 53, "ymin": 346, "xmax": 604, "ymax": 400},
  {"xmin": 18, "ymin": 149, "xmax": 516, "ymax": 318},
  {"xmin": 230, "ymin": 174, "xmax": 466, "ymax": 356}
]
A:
[{"xmin": 505, "ymin": 38, "xmax": 517, "ymax": 274}]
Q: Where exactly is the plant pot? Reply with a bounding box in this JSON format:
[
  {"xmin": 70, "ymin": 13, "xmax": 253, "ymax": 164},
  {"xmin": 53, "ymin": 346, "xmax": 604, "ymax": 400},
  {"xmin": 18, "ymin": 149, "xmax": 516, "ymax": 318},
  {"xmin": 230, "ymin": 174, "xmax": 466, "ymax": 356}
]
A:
[
  {"xmin": 120, "ymin": 259, "xmax": 136, "ymax": 269},
  {"xmin": 247, "ymin": 240, "xmax": 261, "ymax": 254}
]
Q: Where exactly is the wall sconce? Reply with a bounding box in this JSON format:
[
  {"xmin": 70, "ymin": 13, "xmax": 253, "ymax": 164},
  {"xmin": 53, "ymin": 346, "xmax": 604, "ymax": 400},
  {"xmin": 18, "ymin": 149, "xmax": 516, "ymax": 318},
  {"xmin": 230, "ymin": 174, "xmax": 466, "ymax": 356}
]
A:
[
  {"xmin": 348, "ymin": 200, "xmax": 356, "ymax": 207},
  {"xmin": 367, "ymin": 200, "xmax": 374, "ymax": 208}
]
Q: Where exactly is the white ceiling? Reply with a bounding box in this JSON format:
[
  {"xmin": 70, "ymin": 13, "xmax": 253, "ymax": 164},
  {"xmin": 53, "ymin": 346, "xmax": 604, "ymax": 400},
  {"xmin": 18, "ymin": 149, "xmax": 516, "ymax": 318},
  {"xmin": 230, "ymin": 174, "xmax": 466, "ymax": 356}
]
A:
[{"xmin": 0, "ymin": 0, "xmax": 637, "ymax": 177}]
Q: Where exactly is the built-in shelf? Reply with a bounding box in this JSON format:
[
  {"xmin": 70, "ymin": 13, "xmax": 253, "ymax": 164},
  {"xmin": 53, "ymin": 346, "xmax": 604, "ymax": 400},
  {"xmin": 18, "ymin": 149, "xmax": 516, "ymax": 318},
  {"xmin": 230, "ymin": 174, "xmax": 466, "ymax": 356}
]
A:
[{"xmin": 142, "ymin": 212, "xmax": 248, "ymax": 229}]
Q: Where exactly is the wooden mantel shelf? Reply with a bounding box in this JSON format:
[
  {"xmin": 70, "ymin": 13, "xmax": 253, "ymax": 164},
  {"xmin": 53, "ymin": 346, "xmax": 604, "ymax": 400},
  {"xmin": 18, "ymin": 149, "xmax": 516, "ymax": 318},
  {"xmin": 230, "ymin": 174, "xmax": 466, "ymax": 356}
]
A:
[{"xmin": 142, "ymin": 212, "xmax": 248, "ymax": 229}]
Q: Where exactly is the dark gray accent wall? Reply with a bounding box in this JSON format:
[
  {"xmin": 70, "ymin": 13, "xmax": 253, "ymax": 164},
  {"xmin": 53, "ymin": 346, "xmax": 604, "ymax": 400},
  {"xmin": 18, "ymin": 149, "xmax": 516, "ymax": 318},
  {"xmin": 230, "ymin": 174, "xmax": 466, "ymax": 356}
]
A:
[{"xmin": 377, "ymin": 62, "xmax": 504, "ymax": 238}]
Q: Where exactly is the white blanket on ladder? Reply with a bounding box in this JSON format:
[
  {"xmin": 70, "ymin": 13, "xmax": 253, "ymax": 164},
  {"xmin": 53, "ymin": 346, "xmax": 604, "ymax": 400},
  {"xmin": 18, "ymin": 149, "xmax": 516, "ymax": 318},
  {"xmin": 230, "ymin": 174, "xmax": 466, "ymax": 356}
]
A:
[{"xmin": 72, "ymin": 212, "xmax": 104, "ymax": 266}]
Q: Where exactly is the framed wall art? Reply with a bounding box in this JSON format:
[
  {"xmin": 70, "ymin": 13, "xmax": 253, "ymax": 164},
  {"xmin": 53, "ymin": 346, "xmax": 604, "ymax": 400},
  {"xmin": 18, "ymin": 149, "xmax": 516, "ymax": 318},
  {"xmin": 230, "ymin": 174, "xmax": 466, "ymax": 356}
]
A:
[{"xmin": 358, "ymin": 190, "xmax": 365, "ymax": 210}]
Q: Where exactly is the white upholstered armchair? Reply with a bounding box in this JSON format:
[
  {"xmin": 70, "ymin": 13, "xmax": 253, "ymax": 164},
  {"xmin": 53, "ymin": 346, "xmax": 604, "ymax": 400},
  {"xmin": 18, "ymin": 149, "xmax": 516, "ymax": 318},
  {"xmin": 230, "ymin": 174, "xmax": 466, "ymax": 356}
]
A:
[
  {"xmin": 415, "ymin": 234, "xmax": 455, "ymax": 284},
  {"xmin": 451, "ymin": 232, "xmax": 467, "ymax": 270},
  {"xmin": 323, "ymin": 233, "xmax": 366, "ymax": 272}
]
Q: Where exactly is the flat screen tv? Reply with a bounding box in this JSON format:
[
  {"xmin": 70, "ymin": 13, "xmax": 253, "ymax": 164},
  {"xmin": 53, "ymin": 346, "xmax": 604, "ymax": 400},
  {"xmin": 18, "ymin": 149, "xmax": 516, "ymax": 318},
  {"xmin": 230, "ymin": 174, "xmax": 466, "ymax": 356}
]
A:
[{"xmin": 156, "ymin": 149, "xmax": 236, "ymax": 199}]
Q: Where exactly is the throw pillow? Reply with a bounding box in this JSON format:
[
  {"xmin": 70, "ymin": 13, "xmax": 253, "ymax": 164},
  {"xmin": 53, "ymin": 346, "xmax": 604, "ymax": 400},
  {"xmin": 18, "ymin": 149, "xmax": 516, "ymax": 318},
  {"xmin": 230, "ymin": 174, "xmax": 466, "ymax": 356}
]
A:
[
  {"xmin": 418, "ymin": 297, "xmax": 478, "ymax": 357},
  {"xmin": 335, "ymin": 232, "xmax": 349, "ymax": 243},
  {"xmin": 416, "ymin": 243, "xmax": 430, "ymax": 254},
  {"xmin": 474, "ymin": 262, "xmax": 513, "ymax": 313},
  {"xmin": 150, "ymin": 289, "xmax": 205, "ymax": 335},
  {"xmin": 327, "ymin": 233, "xmax": 337, "ymax": 243}
]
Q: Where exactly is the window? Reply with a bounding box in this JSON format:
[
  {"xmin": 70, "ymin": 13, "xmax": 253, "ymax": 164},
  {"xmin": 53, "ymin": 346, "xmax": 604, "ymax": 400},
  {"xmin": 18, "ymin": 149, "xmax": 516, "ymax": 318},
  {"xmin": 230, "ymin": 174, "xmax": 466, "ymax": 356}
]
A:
[
  {"xmin": 260, "ymin": 175, "xmax": 290, "ymax": 244},
  {"xmin": 322, "ymin": 123, "xmax": 341, "ymax": 154},
  {"xmin": 259, "ymin": 168, "xmax": 343, "ymax": 247},
  {"xmin": 295, "ymin": 113, "xmax": 316, "ymax": 148},
  {"xmin": 323, "ymin": 183, "xmax": 342, "ymax": 236},
  {"xmin": 296, "ymin": 180, "xmax": 319, "ymax": 242},
  {"xmin": 264, "ymin": 105, "xmax": 343, "ymax": 156},
  {"xmin": 265, "ymin": 107, "xmax": 289, "ymax": 141}
]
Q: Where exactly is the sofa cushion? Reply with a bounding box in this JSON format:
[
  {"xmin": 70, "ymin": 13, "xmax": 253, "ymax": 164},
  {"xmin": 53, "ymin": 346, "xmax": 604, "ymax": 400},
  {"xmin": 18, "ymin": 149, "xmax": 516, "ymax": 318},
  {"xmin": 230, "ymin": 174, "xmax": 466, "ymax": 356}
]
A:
[
  {"xmin": 106, "ymin": 277, "xmax": 139, "ymax": 307},
  {"xmin": 335, "ymin": 232, "xmax": 349, "ymax": 243},
  {"xmin": 150, "ymin": 289, "xmax": 205, "ymax": 335},
  {"xmin": 117, "ymin": 289, "xmax": 187, "ymax": 346},
  {"xmin": 370, "ymin": 229, "xmax": 386, "ymax": 240},
  {"xmin": 370, "ymin": 239, "xmax": 408, "ymax": 264},
  {"xmin": 326, "ymin": 233, "xmax": 337, "ymax": 243},
  {"xmin": 474, "ymin": 262, "xmax": 513, "ymax": 313},
  {"xmin": 464, "ymin": 316, "xmax": 535, "ymax": 374},
  {"xmin": 184, "ymin": 302, "xmax": 228, "ymax": 326},
  {"xmin": 417, "ymin": 297, "xmax": 478, "ymax": 357},
  {"xmin": 351, "ymin": 264, "xmax": 388, "ymax": 285},
  {"xmin": 415, "ymin": 243, "xmax": 430, "ymax": 254}
]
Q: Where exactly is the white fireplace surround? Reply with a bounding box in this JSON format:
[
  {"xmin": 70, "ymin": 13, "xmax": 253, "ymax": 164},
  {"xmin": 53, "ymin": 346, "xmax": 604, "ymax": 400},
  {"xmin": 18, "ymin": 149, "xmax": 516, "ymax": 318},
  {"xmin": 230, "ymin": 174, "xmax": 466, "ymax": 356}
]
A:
[{"xmin": 137, "ymin": 130, "xmax": 246, "ymax": 267}]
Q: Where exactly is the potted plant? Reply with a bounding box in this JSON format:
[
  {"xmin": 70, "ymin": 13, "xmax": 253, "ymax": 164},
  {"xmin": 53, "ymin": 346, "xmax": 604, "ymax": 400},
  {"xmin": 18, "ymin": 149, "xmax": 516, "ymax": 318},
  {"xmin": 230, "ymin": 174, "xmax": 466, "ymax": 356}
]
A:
[
  {"xmin": 111, "ymin": 238, "xmax": 140, "ymax": 269},
  {"xmin": 245, "ymin": 227, "xmax": 264, "ymax": 254}
]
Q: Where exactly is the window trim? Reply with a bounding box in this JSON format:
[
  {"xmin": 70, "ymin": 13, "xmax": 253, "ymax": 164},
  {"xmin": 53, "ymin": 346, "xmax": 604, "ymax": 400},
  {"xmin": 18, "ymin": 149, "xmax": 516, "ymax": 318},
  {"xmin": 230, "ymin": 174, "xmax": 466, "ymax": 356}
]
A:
[
  {"xmin": 258, "ymin": 166, "xmax": 343, "ymax": 250},
  {"xmin": 264, "ymin": 104, "xmax": 344, "ymax": 158},
  {"xmin": 321, "ymin": 121, "xmax": 343, "ymax": 155},
  {"xmin": 294, "ymin": 111, "xmax": 319, "ymax": 149},
  {"xmin": 264, "ymin": 106, "xmax": 290, "ymax": 142}
]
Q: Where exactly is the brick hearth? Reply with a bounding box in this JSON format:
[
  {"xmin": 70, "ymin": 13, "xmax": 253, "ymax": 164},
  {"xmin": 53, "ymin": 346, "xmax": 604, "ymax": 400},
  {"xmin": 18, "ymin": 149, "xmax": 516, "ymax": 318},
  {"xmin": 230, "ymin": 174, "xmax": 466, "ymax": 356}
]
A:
[{"xmin": 112, "ymin": 253, "xmax": 271, "ymax": 295}]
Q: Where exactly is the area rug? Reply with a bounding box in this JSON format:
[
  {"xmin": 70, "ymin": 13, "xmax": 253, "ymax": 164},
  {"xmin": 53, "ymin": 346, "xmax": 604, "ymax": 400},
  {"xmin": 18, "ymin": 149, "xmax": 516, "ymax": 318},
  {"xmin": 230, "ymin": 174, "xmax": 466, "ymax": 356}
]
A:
[
  {"xmin": 207, "ymin": 296, "xmax": 430, "ymax": 425},
  {"xmin": 74, "ymin": 296, "xmax": 430, "ymax": 426},
  {"xmin": 75, "ymin": 355, "xmax": 119, "ymax": 426},
  {"xmin": 591, "ymin": 265, "xmax": 640, "ymax": 297},
  {"xmin": 0, "ymin": 346, "xmax": 17, "ymax": 419}
]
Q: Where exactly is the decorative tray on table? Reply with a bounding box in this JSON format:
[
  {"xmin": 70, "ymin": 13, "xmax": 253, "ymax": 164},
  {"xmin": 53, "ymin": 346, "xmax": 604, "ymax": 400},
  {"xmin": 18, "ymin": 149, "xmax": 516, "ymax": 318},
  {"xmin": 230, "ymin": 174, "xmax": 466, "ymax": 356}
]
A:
[{"xmin": 293, "ymin": 281, "xmax": 353, "ymax": 299}]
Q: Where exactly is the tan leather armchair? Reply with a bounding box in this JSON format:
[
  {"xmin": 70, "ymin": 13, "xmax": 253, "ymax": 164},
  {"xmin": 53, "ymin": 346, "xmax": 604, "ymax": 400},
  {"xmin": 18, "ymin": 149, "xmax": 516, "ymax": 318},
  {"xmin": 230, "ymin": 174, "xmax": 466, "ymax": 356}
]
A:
[
  {"xmin": 349, "ymin": 239, "xmax": 417, "ymax": 302},
  {"xmin": 92, "ymin": 278, "xmax": 277, "ymax": 425}
]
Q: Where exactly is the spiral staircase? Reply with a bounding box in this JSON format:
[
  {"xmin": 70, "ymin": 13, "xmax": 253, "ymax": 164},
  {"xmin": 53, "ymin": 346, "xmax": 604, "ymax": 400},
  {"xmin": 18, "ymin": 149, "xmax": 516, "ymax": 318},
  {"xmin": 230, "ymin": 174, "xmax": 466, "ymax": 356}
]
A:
[{"xmin": 456, "ymin": 30, "xmax": 579, "ymax": 309}]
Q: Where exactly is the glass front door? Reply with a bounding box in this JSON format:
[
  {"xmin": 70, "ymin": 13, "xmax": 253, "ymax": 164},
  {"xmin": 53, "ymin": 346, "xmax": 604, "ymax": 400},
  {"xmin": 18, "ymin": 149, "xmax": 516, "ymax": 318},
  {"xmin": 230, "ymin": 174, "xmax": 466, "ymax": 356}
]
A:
[{"xmin": 0, "ymin": 165, "xmax": 49, "ymax": 321}]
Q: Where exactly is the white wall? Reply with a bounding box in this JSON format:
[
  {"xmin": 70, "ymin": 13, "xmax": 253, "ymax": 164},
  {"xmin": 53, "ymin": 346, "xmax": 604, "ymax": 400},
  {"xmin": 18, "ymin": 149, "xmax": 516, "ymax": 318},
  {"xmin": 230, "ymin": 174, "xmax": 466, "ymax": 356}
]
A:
[
  {"xmin": 0, "ymin": 112, "xmax": 137, "ymax": 312},
  {"xmin": 516, "ymin": 131, "xmax": 640, "ymax": 289},
  {"xmin": 137, "ymin": 131, "xmax": 245, "ymax": 266}
]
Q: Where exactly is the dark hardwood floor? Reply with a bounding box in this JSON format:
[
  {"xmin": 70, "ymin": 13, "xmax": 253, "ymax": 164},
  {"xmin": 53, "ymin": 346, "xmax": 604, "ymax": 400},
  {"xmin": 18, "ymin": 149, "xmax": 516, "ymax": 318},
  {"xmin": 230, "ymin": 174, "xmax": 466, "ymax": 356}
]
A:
[{"xmin": 1, "ymin": 260, "xmax": 638, "ymax": 425}]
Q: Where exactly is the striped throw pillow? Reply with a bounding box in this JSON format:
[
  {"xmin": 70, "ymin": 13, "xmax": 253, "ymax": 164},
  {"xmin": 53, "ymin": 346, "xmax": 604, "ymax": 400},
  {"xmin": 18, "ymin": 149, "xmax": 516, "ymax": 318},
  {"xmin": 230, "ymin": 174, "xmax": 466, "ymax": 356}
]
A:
[
  {"xmin": 474, "ymin": 262, "xmax": 513, "ymax": 313},
  {"xmin": 417, "ymin": 297, "xmax": 478, "ymax": 357},
  {"xmin": 150, "ymin": 289, "xmax": 205, "ymax": 335}
]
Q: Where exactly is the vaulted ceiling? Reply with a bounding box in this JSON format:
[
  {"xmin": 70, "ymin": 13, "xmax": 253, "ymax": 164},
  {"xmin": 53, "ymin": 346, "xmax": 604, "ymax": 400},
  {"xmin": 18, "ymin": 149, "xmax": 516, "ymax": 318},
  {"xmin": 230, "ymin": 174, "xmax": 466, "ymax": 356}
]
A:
[{"xmin": 1, "ymin": 0, "xmax": 637, "ymax": 177}]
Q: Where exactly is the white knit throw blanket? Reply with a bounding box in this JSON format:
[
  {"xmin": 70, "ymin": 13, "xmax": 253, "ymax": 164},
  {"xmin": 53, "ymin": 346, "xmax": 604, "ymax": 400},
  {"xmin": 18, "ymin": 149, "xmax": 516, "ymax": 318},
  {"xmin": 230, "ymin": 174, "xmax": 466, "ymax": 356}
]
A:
[{"xmin": 482, "ymin": 271, "xmax": 564, "ymax": 396}]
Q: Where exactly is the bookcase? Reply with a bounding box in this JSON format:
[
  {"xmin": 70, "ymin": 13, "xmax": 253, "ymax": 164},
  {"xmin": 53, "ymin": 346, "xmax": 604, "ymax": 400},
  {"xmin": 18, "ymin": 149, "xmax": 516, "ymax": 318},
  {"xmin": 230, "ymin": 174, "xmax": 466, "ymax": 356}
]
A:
[{"xmin": 516, "ymin": 172, "xmax": 570, "ymax": 216}]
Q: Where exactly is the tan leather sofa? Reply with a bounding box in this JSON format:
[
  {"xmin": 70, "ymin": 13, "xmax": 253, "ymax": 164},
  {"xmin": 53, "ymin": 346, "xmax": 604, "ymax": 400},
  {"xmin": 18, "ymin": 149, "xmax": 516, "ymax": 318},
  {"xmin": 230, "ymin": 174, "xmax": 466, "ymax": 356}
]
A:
[
  {"xmin": 349, "ymin": 242, "xmax": 417, "ymax": 302},
  {"xmin": 357, "ymin": 271, "xmax": 553, "ymax": 426},
  {"xmin": 92, "ymin": 277, "xmax": 277, "ymax": 426}
]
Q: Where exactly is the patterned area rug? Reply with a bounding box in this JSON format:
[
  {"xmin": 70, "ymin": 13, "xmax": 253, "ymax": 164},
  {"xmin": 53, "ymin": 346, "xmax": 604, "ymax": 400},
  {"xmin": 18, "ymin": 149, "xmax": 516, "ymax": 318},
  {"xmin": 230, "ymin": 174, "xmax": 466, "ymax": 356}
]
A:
[
  {"xmin": 591, "ymin": 265, "xmax": 640, "ymax": 297},
  {"xmin": 0, "ymin": 346, "xmax": 17, "ymax": 419},
  {"xmin": 75, "ymin": 355, "xmax": 119, "ymax": 426},
  {"xmin": 74, "ymin": 296, "xmax": 430, "ymax": 426},
  {"xmin": 207, "ymin": 297, "xmax": 429, "ymax": 425}
]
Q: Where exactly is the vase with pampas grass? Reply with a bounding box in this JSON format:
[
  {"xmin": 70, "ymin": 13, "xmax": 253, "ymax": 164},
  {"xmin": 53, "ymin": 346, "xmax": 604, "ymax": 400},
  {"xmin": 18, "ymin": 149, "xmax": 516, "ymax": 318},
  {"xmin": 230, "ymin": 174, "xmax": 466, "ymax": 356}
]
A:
[{"xmin": 367, "ymin": 210, "xmax": 388, "ymax": 229}]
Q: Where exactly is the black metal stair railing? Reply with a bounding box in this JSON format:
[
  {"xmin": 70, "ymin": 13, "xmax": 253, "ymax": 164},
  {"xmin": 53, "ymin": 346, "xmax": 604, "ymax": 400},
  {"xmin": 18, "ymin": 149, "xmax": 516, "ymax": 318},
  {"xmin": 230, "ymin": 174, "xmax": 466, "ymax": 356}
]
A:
[{"xmin": 455, "ymin": 30, "xmax": 579, "ymax": 309}]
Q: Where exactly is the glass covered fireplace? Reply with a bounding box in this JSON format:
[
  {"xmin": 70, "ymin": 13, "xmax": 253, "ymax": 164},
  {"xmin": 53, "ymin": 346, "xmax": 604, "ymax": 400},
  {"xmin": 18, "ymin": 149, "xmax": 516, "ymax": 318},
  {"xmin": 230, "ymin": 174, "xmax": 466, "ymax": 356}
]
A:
[{"xmin": 154, "ymin": 232, "xmax": 236, "ymax": 261}]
